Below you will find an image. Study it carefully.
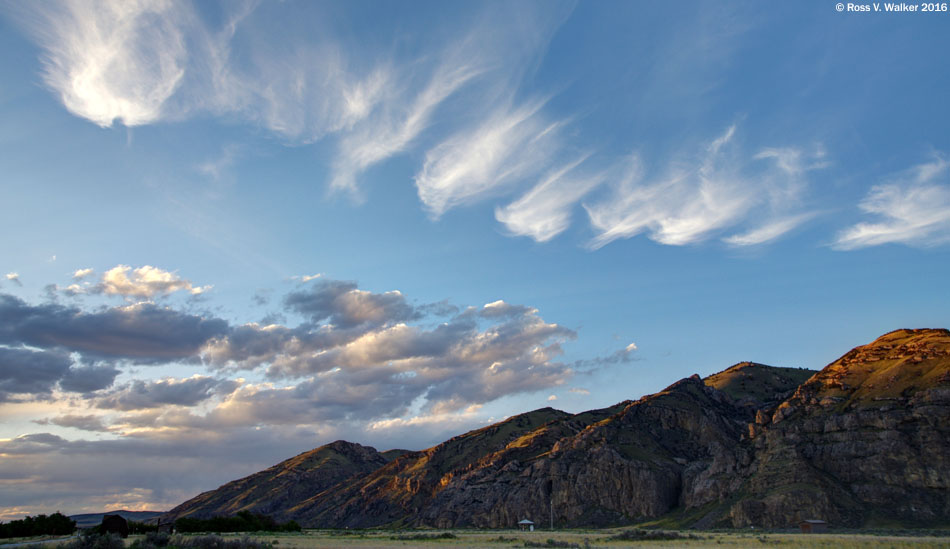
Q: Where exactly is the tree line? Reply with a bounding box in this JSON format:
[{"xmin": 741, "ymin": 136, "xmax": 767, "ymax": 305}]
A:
[
  {"xmin": 0, "ymin": 512, "xmax": 76, "ymax": 538},
  {"xmin": 174, "ymin": 511, "xmax": 301, "ymax": 533}
]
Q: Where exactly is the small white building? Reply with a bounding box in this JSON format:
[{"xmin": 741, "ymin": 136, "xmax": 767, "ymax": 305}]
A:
[{"xmin": 518, "ymin": 519, "xmax": 535, "ymax": 532}]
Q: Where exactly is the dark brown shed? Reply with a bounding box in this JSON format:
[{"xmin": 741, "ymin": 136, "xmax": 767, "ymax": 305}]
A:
[{"xmin": 100, "ymin": 514, "xmax": 129, "ymax": 538}]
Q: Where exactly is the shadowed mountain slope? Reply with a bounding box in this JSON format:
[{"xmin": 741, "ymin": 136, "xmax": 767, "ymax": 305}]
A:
[{"xmin": 165, "ymin": 440, "xmax": 392, "ymax": 521}]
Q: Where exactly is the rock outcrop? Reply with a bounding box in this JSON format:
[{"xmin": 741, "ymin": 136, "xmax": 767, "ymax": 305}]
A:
[
  {"xmin": 730, "ymin": 329, "xmax": 950, "ymax": 528},
  {"xmin": 164, "ymin": 329, "xmax": 950, "ymax": 529}
]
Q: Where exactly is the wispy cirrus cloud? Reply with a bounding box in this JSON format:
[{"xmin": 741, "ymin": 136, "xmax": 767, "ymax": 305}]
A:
[
  {"xmin": 585, "ymin": 126, "xmax": 824, "ymax": 249},
  {"xmin": 329, "ymin": 62, "xmax": 483, "ymax": 195},
  {"xmin": 494, "ymin": 154, "xmax": 604, "ymax": 242},
  {"xmin": 17, "ymin": 0, "xmax": 192, "ymax": 127},
  {"xmin": 13, "ymin": 0, "xmax": 573, "ymax": 203},
  {"xmin": 12, "ymin": 2, "xmax": 832, "ymax": 249},
  {"xmin": 833, "ymin": 154, "xmax": 950, "ymax": 250},
  {"xmin": 415, "ymin": 98, "xmax": 565, "ymax": 217}
]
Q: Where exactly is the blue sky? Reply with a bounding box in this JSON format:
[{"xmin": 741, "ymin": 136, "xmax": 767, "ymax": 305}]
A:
[{"xmin": 1, "ymin": 0, "xmax": 949, "ymax": 518}]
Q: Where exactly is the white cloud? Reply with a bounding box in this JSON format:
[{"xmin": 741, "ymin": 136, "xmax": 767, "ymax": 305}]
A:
[
  {"xmin": 73, "ymin": 268, "xmax": 94, "ymax": 279},
  {"xmin": 586, "ymin": 128, "xmax": 823, "ymax": 249},
  {"xmin": 495, "ymin": 155, "xmax": 604, "ymax": 242},
  {"xmin": 569, "ymin": 387, "xmax": 590, "ymax": 395},
  {"xmin": 292, "ymin": 274, "xmax": 323, "ymax": 283},
  {"xmin": 96, "ymin": 265, "xmax": 211, "ymax": 299},
  {"xmin": 23, "ymin": 0, "xmax": 191, "ymax": 127},
  {"xmin": 547, "ymin": 394, "xmax": 558, "ymax": 401},
  {"xmin": 196, "ymin": 144, "xmax": 241, "ymax": 184},
  {"xmin": 5, "ymin": 273, "xmax": 22, "ymax": 286},
  {"xmin": 330, "ymin": 62, "xmax": 483, "ymax": 194},
  {"xmin": 415, "ymin": 99, "xmax": 564, "ymax": 217},
  {"xmin": 723, "ymin": 212, "xmax": 816, "ymax": 246},
  {"xmin": 834, "ymin": 155, "xmax": 950, "ymax": 250}
]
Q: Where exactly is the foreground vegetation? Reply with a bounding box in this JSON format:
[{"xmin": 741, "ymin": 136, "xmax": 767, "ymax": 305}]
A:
[
  {"xmin": 174, "ymin": 512, "xmax": 301, "ymax": 534},
  {"xmin": 9, "ymin": 528, "xmax": 950, "ymax": 549}
]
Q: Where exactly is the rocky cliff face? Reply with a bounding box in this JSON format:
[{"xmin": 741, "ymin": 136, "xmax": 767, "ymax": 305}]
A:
[
  {"xmin": 731, "ymin": 329, "xmax": 950, "ymax": 528},
  {"xmin": 417, "ymin": 375, "xmax": 753, "ymax": 528},
  {"xmin": 165, "ymin": 329, "xmax": 950, "ymax": 529}
]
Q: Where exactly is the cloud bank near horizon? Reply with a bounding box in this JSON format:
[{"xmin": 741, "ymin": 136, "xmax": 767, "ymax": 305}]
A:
[{"xmin": 0, "ymin": 267, "xmax": 627, "ymax": 518}]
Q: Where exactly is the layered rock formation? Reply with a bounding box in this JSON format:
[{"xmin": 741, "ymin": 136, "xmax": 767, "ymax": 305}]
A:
[
  {"xmin": 165, "ymin": 329, "xmax": 950, "ymax": 529},
  {"xmin": 731, "ymin": 328, "xmax": 950, "ymax": 527}
]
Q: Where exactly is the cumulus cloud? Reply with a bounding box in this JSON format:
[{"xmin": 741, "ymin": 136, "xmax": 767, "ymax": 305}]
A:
[
  {"xmin": 38, "ymin": 414, "xmax": 110, "ymax": 432},
  {"xmin": 205, "ymin": 297, "xmax": 574, "ymax": 416},
  {"xmin": 585, "ymin": 127, "xmax": 822, "ymax": 248},
  {"xmin": 96, "ymin": 376, "xmax": 239, "ymax": 411},
  {"xmin": 5, "ymin": 273, "xmax": 22, "ymax": 286},
  {"xmin": 0, "ymin": 271, "xmax": 587, "ymax": 518},
  {"xmin": 0, "ymin": 294, "xmax": 229, "ymax": 363},
  {"xmin": 834, "ymin": 155, "xmax": 950, "ymax": 250},
  {"xmin": 3, "ymin": 267, "xmax": 580, "ymax": 431},
  {"xmin": 95, "ymin": 265, "xmax": 212, "ymax": 299},
  {"xmin": 0, "ymin": 346, "xmax": 116, "ymax": 401},
  {"xmin": 0, "ymin": 347, "xmax": 72, "ymax": 401},
  {"xmin": 283, "ymin": 279, "xmax": 418, "ymax": 328},
  {"xmin": 72, "ymin": 268, "xmax": 94, "ymax": 279},
  {"xmin": 59, "ymin": 364, "xmax": 120, "ymax": 393}
]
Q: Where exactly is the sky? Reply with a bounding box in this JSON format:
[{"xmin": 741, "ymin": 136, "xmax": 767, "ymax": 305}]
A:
[{"xmin": 1, "ymin": 0, "xmax": 949, "ymax": 520}]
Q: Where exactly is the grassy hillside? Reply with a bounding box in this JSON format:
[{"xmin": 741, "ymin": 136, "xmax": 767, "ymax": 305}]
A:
[{"xmin": 704, "ymin": 362, "xmax": 816, "ymax": 404}]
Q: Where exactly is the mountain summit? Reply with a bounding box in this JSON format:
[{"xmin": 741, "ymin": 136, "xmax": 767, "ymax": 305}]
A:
[{"xmin": 165, "ymin": 329, "xmax": 950, "ymax": 529}]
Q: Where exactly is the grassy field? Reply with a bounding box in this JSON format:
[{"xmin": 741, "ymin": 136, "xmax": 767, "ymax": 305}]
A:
[
  {"xmin": 7, "ymin": 529, "xmax": 950, "ymax": 549},
  {"xmin": 120, "ymin": 529, "xmax": 950, "ymax": 549}
]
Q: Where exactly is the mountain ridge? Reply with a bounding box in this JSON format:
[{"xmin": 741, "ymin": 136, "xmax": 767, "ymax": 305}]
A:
[{"xmin": 164, "ymin": 329, "xmax": 950, "ymax": 529}]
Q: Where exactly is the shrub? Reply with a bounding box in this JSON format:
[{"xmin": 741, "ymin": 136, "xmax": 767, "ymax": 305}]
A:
[
  {"xmin": 389, "ymin": 532, "xmax": 457, "ymax": 540},
  {"xmin": 608, "ymin": 528, "xmax": 698, "ymax": 541},
  {"xmin": 172, "ymin": 535, "xmax": 272, "ymax": 549},
  {"xmin": 63, "ymin": 532, "xmax": 125, "ymax": 549},
  {"xmin": 174, "ymin": 512, "xmax": 298, "ymax": 533},
  {"xmin": 523, "ymin": 539, "xmax": 579, "ymax": 548},
  {"xmin": 130, "ymin": 531, "xmax": 172, "ymax": 549}
]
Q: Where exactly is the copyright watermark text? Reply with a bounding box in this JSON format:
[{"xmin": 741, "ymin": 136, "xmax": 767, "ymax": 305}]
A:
[{"xmin": 836, "ymin": 2, "xmax": 948, "ymax": 12}]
